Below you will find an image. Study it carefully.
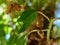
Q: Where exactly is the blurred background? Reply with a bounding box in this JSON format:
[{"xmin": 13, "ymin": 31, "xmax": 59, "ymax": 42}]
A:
[{"xmin": 0, "ymin": 0, "xmax": 60, "ymax": 45}]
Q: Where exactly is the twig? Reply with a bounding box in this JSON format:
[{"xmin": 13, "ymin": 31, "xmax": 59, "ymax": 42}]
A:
[
  {"xmin": 47, "ymin": 19, "xmax": 53, "ymax": 41},
  {"xmin": 37, "ymin": 31, "xmax": 44, "ymax": 39},
  {"xmin": 41, "ymin": 29, "xmax": 48, "ymax": 32},
  {"xmin": 38, "ymin": 11, "xmax": 50, "ymax": 22},
  {"xmin": 26, "ymin": 30, "xmax": 39, "ymax": 36},
  {"xmin": 25, "ymin": 30, "xmax": 39, "ymax": 45}
]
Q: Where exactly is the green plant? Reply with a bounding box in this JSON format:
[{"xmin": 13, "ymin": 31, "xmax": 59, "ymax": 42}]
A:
[{"xmin": 0, "ymin": 0, "xmax": 60, "ymax": 45}]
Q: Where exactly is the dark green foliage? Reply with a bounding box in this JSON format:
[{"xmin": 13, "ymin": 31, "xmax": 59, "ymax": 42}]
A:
[{"xmin": 18, "ymin": 9, "xmax": 37, "ymax": 33}]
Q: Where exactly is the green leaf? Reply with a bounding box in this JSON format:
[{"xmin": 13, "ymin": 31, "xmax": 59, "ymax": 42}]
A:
[
  {"xmin": 7, "ymin": 34, "xmax": 18, "ymax": 45},
  {"xmin": 17, "ymin": 9, "xmax": 37, "ymax": 22},
  {"xmin": 16, "ymin": 34, "xmax": 27, "ymax": 45},
  {"xmin": 18, "ymin": 12, "xmax": 37, "ymax": 33},
  {"xmin": 53, "ymin": 26, "xmax": 58, "ymax": 35},
  {"xmin": 52, "ymin": 26, "xmax": 60, "ymax": 38}
]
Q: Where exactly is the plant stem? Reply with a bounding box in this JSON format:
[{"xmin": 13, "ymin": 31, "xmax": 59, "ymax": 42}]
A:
[
  {"xmin": 47, "ymin": 19, "xmax": 53, "ymax": 41},
  {"xmin": 26, "ymin": 30, "xmax": 39, "ymax": 36},
  {"xmin": 47, "ymin": 18, "xmax": 60, "ymax": 41},
  {"xmin": 38, "ymin": 11, "xmax": 50, "ymax": 22}
]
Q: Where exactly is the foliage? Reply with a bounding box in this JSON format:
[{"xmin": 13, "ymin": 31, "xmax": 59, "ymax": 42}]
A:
[{"xmin": 0, "ymin": 0, "xmax": 60, "ymax": 45}]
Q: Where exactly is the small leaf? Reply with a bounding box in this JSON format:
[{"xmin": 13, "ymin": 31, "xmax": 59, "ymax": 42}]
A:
[
  {"xmin": 53, "ymin": 26, "xmax": 58, "ymax": 35},
  {"xmin": 52, "ymin": 26, "xmax": 60, "ymax": 38}
]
